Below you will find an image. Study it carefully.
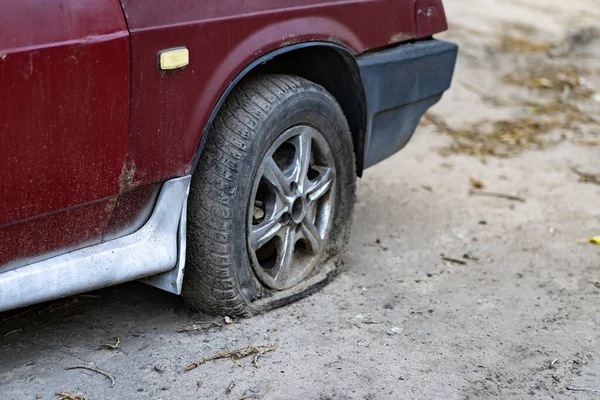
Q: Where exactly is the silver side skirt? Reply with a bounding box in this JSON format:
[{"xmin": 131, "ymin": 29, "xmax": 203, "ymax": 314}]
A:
[{"xmin": 0, "ymin": 176, "xmax": 191, "ymax": 313}]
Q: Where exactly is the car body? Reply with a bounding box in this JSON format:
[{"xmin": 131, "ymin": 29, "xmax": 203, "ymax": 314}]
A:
[{"xmin": 0, "ymin": 0, "xmax": 457, "ymax": 313}]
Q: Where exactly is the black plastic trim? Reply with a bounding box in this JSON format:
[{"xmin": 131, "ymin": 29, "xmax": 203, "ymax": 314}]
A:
[{"xmin": 357, "ymin": 39, "xmax": 458, "ymax": 169}]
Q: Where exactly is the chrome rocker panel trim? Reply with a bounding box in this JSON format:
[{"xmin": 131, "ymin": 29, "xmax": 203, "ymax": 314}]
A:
[{"xmin": 0, "ymin": 176, "xmax": 191, "ymax": 313}]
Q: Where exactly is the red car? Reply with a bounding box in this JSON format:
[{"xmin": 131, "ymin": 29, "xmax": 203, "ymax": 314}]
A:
[{"xmin": 0, "ymin": 0, "xmax": 457, "ymax": 316}]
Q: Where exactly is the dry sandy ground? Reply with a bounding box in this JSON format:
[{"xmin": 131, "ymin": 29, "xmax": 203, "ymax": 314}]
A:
[{"xmin": 1, "ymin": 1, "xmax": 600, "ymax": 399}]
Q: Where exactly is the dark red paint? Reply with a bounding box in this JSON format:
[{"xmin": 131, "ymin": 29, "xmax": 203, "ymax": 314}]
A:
[
  {"xmin": 119, "ymin": 0, "xmax": 418, "ymax": 186},
  {"xmin": 414, "ymin": 0, "xmax": 449, "ymax": 39},
  {"xmin": 103, "ymin": 184, "xmax": 161, "ymax": 241},
  {"xmin": 0, "ymin": 200, "xmax": 113, "ymax": 269},
  {"xmin": 0, "ymin": 0, "xmax": 449, "ymax": 266},
  {"xmin": 0, "ymin": 0, "xmax": 130, "ymax": 264}
]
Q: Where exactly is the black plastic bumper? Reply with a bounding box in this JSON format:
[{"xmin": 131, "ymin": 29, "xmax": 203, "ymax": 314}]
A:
[{"xmin": 358, "ymin": 40, "xmax": 458, "ymax": 169}]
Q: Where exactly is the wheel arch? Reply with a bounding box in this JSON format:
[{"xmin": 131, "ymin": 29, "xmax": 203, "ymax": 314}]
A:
[{"xmin": 191, "ymin": 43, "xmax": 368, "ymax": 176}]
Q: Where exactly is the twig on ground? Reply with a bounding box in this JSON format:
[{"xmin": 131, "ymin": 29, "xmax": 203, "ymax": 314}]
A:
[
  {"xmin": 460, "ymin": 81, "xmax": 506, "ymax": 106},
  {"xmin": 424, "ymin": 113, "xmax": 462, "ymax": 144},
  {"xmin": 469, "ymin": 190, "xmax": 526, "ymax": 202},
  {"xmin": 98, "ymin": 337, "xmax": 120, "ymax": 350},
  {"xmin": 575, "ymin": 139, "xmax": 600, "ymax": 146},
  {"xmin": 1, "ymin": 308, "xmax": 32, "ymax": 322},
  {"xmin": 65, "ymin": 364, "xmax": 115, "ymax": 388},
  {"xmin": 252, "ymin": 345, "xmax": 277, "ymax": 368},
  {"xmin": 3, "ymin": 328, "xmax": 22, "ymax": 337},
  {"xmin": 185, "ymin": 345, "xmax": 277, "ymax": 371},
  {"xmin": 442, "ymin": 257, "xmax": 467, "ymax": 265},
  {"xmin": 566, "ymin": 386, "xmax": 600, "ymax": 393},
  {"xmin": 47, "ymin": 298, "xmax": 80, "ymax": 313},
  {"xmin": 225, "ymin": 380, "xmax": 235, "ymax": 395},
  {"xmin": 252, "ymin": 353, "xmax": 262, "ymax": 368},
  {"xmin": 566, "ymin": 104, "xmax": 600, "ymax": 125},
  {"xmin": 56, "ymin": 392, "xmax": 89, "ymax": 400},
  {"xmin": 571, "ymin": 167, "xmax": 600, "ymax": 185},
  {"xmin": 177, "ymin": 321, "xmax": 223, "ymax": 333}
]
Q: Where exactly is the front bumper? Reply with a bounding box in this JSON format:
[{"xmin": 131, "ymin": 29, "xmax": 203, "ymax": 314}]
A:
[{"xmin": 358, "ymin": 39, "xmax": 458, "ymax": 169}]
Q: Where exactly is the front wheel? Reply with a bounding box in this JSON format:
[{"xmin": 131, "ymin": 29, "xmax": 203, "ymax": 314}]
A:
[{"xmin": 182, "ymin": 74, "xmax": 356, "ymax": 317}]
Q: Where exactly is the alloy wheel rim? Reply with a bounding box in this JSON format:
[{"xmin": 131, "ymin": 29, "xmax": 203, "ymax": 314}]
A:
[{"xmin": 246, "ymin": 125, "xmax": 336, "ymax": 290}]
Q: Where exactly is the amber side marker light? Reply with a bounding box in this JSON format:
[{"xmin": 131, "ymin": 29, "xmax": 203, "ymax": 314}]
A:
[{"xmin": 159, "ymin": 47, "xmax": 189, "ymax": 71}]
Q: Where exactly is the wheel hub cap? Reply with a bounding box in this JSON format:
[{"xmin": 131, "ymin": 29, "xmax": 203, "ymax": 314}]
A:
[{"xmin": 290, "ymin": 196, "xmax": 306, "ymax": 224}]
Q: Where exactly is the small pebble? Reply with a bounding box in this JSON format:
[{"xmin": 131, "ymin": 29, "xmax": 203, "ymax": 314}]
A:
[{"xmin": 383, "ymin": 302, "xmax": 394, "ymax": 310}]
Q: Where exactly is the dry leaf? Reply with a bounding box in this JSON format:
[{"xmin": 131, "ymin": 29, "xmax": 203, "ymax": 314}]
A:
[{"xmin": 469, "ymin": 177, "xmax": 486, "ymax": 190}]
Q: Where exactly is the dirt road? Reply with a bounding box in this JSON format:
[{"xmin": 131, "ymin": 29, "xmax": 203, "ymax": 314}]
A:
[{"xmin": 1, "ymin": 1, "xmax": 599, "ymax": 399}]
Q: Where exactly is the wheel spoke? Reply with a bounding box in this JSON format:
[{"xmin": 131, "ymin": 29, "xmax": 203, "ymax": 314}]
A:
[
  {"xmin": 291, "ymin": 129, "xmax": 312, "ymax": 192},
  {"xmin": 306, "ymin": 166, "xmax": 334, "ymax": 202},
  {"xmin": 251, "ymin": 215, "xmax": 284, "ymax": 250},
  {"xmin": 274, "ymin": 226, "xmax": 296, "ymax": 287},
  {"xmin": 262, "ymin": 157, "xmax": 289, "ymax": 198},
  {"xmin": 247, "ymin": 125, "xmax": 337, "ymax": 291},
  {"xmin": 300, "ymin": 218, "xmax": 322, "ymax": 253}
]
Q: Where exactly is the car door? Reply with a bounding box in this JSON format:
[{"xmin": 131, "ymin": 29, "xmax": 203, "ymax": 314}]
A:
[{"xmin": 0, "ymin": 0, "xmax": 130, "ymax": 268}]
